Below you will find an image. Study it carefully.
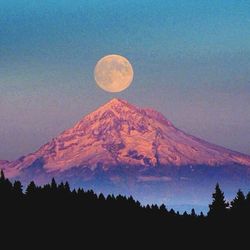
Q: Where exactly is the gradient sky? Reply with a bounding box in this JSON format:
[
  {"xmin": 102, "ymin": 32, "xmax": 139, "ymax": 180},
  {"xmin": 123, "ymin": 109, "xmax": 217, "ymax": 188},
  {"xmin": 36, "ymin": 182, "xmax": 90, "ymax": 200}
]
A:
[{"xmin": 1, "ymin": 0, "xmax": 250, "ymax": 160}]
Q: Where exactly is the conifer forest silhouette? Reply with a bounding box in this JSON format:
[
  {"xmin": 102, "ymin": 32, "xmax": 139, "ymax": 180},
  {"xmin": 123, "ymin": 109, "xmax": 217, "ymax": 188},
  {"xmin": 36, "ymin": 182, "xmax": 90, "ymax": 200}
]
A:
[{"xmin": 0, "ymin": 169, "xmax": 249, "ymax": 245}]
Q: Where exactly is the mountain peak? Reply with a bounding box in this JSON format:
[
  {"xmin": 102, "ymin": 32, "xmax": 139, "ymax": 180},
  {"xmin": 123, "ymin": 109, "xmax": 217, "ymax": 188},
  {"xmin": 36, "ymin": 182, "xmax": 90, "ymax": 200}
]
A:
[
  {"xmin": 107, "ymin": 98, "xmax": 128, "ymax": 105},
  {"xmin": 3, "ymin": 98, "xmax": 250, "ymax": 178},
  {"xmin": 80, "ymin": 98, "xmax": 172, "ymax": 129},
  {"xmin": 99, "ymin": 98, "xmax": 135, "ymax": 111}
]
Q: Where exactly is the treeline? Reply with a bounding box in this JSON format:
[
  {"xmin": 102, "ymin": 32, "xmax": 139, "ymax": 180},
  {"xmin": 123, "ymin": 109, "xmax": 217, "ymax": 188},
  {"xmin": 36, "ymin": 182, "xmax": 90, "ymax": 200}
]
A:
[{"xmin": 0, "ymin": 170, "xmax": 249, "ymax": 244}]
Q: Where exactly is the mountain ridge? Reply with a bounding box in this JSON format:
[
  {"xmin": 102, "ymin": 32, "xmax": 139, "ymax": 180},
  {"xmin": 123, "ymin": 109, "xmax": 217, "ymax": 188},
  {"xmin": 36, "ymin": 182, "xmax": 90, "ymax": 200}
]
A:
[{"xmin": 1, "ymin": 98, "xmax": 250, "ymax": 179}]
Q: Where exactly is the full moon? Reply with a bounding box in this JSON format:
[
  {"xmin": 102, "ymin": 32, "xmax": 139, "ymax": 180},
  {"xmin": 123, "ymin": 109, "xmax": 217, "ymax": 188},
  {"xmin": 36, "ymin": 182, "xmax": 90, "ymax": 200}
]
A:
[{"xmin": 94, "ymin": 54, "xmax": 134, "ymax": 93}]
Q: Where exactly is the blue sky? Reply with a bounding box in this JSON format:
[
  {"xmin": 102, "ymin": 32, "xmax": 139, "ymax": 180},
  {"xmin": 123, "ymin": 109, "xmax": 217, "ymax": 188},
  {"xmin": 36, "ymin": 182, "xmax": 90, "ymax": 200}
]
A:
[{"xmin": 0, "ymin": 0, "xmax": 250, "ymax": 160}]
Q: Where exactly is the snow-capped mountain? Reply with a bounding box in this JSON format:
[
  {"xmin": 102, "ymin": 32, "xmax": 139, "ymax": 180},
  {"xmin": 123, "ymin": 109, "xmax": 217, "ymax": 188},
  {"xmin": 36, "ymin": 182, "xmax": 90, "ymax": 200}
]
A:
[
  {"xmin": 2, "ymin": 98, "xmax": 250, "ymax": 179},
  {"xmin": 2, "ymin": 98, "xmax": 250, "ymax": 206}
]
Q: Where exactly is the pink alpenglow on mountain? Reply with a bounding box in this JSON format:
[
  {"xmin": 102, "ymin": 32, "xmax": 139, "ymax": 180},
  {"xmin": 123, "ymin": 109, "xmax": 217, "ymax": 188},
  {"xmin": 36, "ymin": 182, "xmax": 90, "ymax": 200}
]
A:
[
  {"xmin": 2, "ymin": 98, "xmax": 250, "ymax": 179},
  {"xmin": 0, "ymin": 160, "xmax": 9, "ymax": 168}
]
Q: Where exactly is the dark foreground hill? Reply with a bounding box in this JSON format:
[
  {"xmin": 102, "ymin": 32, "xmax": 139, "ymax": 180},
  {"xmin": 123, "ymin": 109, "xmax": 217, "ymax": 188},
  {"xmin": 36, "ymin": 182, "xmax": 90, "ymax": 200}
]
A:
[{"xmin": 1, "ymin": 171, "xmax": 250, "ymax": 247}]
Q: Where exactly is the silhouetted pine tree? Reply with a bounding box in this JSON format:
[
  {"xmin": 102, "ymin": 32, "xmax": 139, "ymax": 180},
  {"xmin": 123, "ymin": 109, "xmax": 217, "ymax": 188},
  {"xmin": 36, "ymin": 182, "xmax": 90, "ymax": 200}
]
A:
[
  {"xmin": 230, "ymin": 189, "xmax": 245, "ymax": 213},
  {"xmin": 169, "ymin": 208, "xmax": 176, "ymax": 216},
  {"xmin": 58, "ymin": 182, "xmax": 65, "ymax": 192},
  {"xmin": 13, "ymin": 180, "xmax": 23, "ymax": 198},
  {"xmin": 183, "ymin": 211, "xmax": 188, "ymax": 217},
  {"xmin": 99, "ymin": 193, "xmax": 105, "ymax": 202},
  {"xmin": 51, "ymin": 178, "xmax": 57, "ymax": 191},
  {"xmin": 26, "ymin": 181, "xmax": 37, "ymax": 197},
  {"xmin": 208, "ymin": 183, "xmax": 228, "ymax": 217},
  {"xmin": 0, "ymin": 169, "xmax": 5, "ymax": 181},
  {"xmin": 64, "ymin": 182, "xmax": 70, "ymax": 193},
  {"xmin": 160, "ymin": 204, "xmax": 167, "ymax": 213},
  {"xmin": 0, "ymin": 170, "xmax": 5, "ymax": 192},
  {"xmin": 0, "ymin": 170, "xmax": 13, "ymax": 197},
  {"xmin": 151, "ymin": 204, "xmax": 159, "ymax": 212},
  {"xmin": 191, "ymin": 208, "xmax": 196, "ymax": 217}
]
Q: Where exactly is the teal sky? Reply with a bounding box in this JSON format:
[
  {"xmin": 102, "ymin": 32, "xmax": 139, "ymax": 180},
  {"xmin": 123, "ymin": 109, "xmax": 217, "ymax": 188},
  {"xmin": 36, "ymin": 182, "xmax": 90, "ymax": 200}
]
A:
[{"xmin": 0, "ymin": 0, "xmax": 250, "ymax": 160}]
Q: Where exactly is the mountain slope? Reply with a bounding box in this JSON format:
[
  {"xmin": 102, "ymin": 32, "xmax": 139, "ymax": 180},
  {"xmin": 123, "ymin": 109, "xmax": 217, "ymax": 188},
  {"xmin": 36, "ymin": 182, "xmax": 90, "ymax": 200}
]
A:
[
  {"xmin": 3, "ymin": 98, "xmax": 250, "ymax": 178},
  {"xmin": 0, "ymin": 160, "xmax": 9, "ymax": 169}
]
